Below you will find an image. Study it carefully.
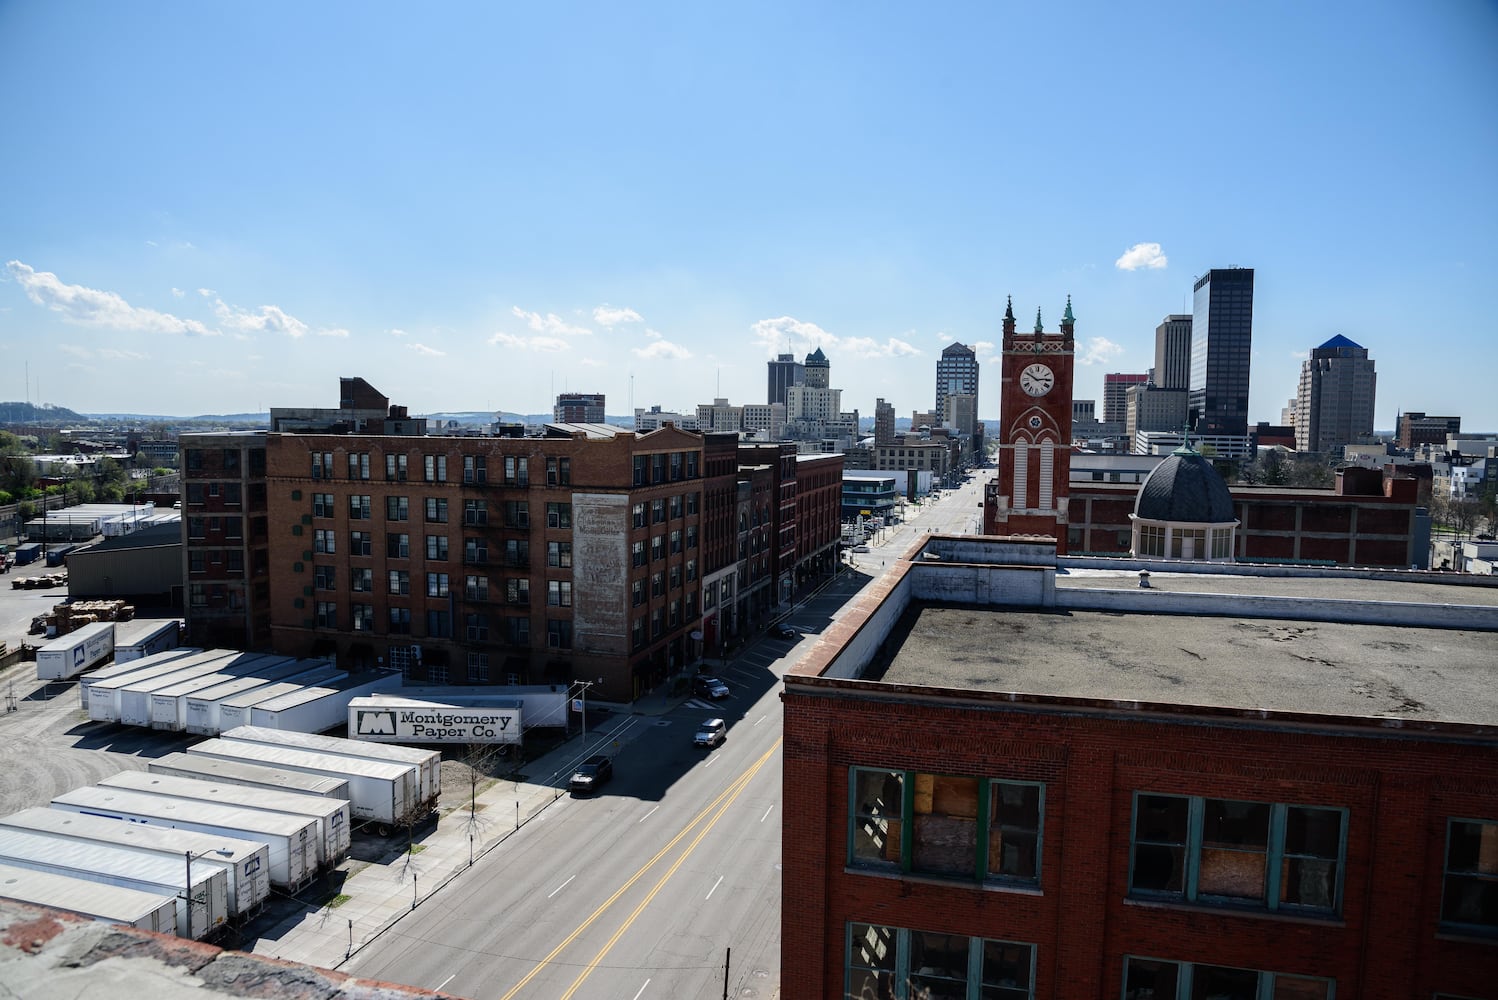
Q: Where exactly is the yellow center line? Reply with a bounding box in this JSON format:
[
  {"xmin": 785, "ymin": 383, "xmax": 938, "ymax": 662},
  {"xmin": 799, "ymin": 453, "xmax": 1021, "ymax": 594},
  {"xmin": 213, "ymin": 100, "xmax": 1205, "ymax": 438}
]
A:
[
  {"xmin": 498, "ymin": 740, "xmax": 780, "ymax": 1000},
  {"xmin": 557, "ymin": 745, "xmax": 775, "ymax": 999}
]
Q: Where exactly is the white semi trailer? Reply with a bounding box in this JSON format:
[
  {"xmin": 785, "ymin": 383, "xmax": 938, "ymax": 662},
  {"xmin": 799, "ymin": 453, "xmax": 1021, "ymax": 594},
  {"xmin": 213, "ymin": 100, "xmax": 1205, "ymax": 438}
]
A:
[
  {"xmin": 78, "ymin": 647, "xmax": 205, "ymax": 712},
  {"xmin": 51, "ymin": 785, "xmax": 316, "ymax": 891},
  {"xmin": 0, "ymin": 861, "xmax": 178, "ymax": 935},
  {"xmin": 184, "ymin": 662, "xmax": 342, "ymax": 736},
  {"xmin": 0, "ymin": 807, "xmax": 269, "ymax": 919},
  {"xmin": 112, "ymin": 619, "xmax": 182, "ymax": 662},
  {"xmin": 35, "ymin": 621, "xmax": 116, "ymax": 681},
  {"xmin": 149, "ymin": 752, "xmax": 351, "ymax": 802}
]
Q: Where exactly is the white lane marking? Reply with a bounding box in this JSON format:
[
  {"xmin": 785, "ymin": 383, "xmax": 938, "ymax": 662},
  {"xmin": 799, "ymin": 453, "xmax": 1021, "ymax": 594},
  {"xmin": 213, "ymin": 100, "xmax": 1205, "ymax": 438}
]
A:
[
  {"xmin": 547, "ymin": 875, "xmax": 575, "ymax": 899},
  {"xmin": 760, "ymin": 805, "xmax": 774, "ymax": 823},
  {"xmin": 703, "ymin": 755, "xmax": 718, "ymax": 767},
  {"xmin": 631, "ymin": 981, "xmax": 651, "ymax": 1000},
  {"xmin": 753, "ymin": 714, "xmax": 766, "ymax": 727},
  {"xmin": 637, "ymin": 805, "xmax": 659, "ymax": 824},
  {"xmin": 435, "ymin": 974, "xmax": 455, "ymax": 992},
  {"xmin": 705, "ymin": 875, "xmax": 724, "ymax": 900}
]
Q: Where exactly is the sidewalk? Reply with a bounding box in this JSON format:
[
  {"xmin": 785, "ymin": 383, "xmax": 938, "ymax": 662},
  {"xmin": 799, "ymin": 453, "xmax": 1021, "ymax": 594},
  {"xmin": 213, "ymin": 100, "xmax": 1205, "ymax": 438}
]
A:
[{"xmin": 246, "ymin": 688, "xmax": 688, "ymax": 971}]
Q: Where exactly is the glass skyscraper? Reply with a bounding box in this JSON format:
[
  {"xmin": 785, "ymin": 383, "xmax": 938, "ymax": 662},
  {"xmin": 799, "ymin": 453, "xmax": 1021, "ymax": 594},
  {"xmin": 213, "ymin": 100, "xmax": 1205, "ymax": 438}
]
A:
[{"xmin": 1189, "ymin": 268, "xmax": 1254, "ymax": 439}]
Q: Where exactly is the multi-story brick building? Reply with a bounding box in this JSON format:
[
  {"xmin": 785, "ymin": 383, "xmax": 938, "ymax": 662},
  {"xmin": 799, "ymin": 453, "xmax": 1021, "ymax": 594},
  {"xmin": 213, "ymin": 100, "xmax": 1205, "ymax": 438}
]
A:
[
  {"xmin": 782, "ymin": 536, "xmax": 1498, "ymax": 999},
  {"xmin": 179, "ymin": 431, "xmax": 271, "ymax": 649}
]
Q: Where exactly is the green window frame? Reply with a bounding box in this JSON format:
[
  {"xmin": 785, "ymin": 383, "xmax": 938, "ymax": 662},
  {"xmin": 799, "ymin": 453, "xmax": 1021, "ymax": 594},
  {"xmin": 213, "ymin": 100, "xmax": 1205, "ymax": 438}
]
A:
[
  {"xmin": 1122, "ymin": 955, "xmax": 1334, "ymax": 999},
  {"xmin": 847, "ymin": 922, "xmax": 1035, "ymax": 1000},
  {"xmin": 1441, "ymin": 818, "xmax": 1498, "ymax": 932},
  {"xmin": 848, "ymin": 767, "xmax": 1043, "ymax": 886},
  {"xmin": 1129, "ymin": 793, "xmax": 1346, "ymax": 915}
]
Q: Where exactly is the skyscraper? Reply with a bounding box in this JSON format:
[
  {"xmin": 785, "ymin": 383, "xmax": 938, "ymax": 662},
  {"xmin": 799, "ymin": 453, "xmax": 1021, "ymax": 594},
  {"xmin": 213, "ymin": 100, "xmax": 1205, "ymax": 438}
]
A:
[
  {"xmin": 1295, "ymin": 335, "xmax": 1376, "ymax": 454},
  {"xmin": 767, "ymin": 353, "xmax": 804, "ymax": 406},
  {"xmin": 553, "ymin": 392, "xmax": 605, "ymax": 423},
  {"xmin": 935, "ymin": 343, "xmax": 979, "ymax": 432},
  {"xmin": 874, "ymin": 398, "xmax": 895, "ymax": 446},
  {"xmin": 1102, "ymin": 373, "xmax": 1148, "ymax": 425},
  {"xmin": 1153, "ymin": 314, "xmax": 1192, "ymax": 389},
  {"xmin": 1190, "ymin": 267, "xmax": 1255, "ymax": 446}
]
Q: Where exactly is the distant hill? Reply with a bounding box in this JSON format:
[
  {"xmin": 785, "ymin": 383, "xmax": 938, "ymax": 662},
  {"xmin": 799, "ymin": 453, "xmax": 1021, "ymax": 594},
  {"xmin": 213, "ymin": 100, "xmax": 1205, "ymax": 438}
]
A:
[{"xmin": 0, "ymin": 401, "xmax": 85, "ymax": 424}]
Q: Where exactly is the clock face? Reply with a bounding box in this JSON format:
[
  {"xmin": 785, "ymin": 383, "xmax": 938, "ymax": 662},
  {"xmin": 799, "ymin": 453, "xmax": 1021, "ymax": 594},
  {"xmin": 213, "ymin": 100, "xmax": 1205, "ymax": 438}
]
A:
[{"xmin": 1019, "ymin": 363, "xmax": 1054, "ymax": 397}]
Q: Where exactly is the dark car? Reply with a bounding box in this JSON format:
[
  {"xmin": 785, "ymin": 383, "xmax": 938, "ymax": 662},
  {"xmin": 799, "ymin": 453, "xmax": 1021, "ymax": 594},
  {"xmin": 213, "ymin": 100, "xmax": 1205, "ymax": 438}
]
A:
[
  {"xmin": 771, "ymin": 623, "xmax": 799, "ymax": 639},
  {"xmin": 568, "ymin": 754, "xmax": 613, "ymax": 794},
  {"xmin": 694, "ymin": 675, "xmax": 730, "ymax": 699}
]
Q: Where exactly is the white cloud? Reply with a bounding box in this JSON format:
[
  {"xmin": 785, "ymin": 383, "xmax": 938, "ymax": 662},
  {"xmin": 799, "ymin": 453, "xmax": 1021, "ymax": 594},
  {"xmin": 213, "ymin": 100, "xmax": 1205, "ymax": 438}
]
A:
[
  {"xmin": 1291, "ymin": 349, "xmax": 1308, "ymax": 360},
  {"xmin": 512, "ymin": 306, "xmax": 590, "ymax": 336},
  {"xmin": 196, "ymin": 288, "xmax": 215, "ymax": 297},
  {"xmin": 632, "ymin": 339, "xmax": 692, "ymax": 360},
  {"xmin": 59, "ymin": 344, "xmax": 92, "ymax": 359},
  {"xmin": 99, "ymin": 348, "xmax": 148, "ymax": 361},
  {"xmin": 644, "ymin": 328, "xmax": 663, "ymax": 340},
  {"xmin": 1077, "ymin": 336, "xmax": 1126, "ymax": 366},
  {"xmin": 973, "ymin": 340, "xmax": 994, "ymax": 353},
  {"xmin": 840, "ymin": 335, "xmax": 922, "ymax": 359},
  {"xmin": 170, "ymin": 287, "xmax": 185, "ymax": 298},
  {"xmin": 593, "ymin": 305, "xmax": 643, "ymax": 327},
  {"xmin": 749, "ymin": 315, "xmax": 923, "ymax": 361},
  {"xmin": 488, "ymin": 330, "xmax": 572, "ymax": 352},
  {"xmin": 213, "ymin": 298, "xmax": 309, "ymax": 339},
  {"xmin": 388, "ymin": 328, "xmax": 408, "ymax": 338},
  {"xmin": 317, "ymin": 327, "xmax": 350, "ymax": 338},
  {"xmin": 1115, "ymin": 242, "xmax": 1168, "ymax": 271},
  {"xmin": 7, "ymin": 260, "xmax": 215, "ymax": 336},
  {"xmin": 579, "ymin": 357, "xmax": 606, "ymax": 367},
  {"xmin": 144, "ymin": 240, "xmax": 158, "ymax": 248},
  {"xmin": 408, "ymin": 343, "xmax": 446, "ymax": 357}
]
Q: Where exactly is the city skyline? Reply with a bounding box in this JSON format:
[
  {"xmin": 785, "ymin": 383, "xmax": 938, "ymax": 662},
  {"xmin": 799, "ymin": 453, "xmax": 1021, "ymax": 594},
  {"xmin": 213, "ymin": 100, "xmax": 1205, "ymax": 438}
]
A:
[{"xmin": 2, "ymin": 3, "xmax": 1495, "ymax": 431}]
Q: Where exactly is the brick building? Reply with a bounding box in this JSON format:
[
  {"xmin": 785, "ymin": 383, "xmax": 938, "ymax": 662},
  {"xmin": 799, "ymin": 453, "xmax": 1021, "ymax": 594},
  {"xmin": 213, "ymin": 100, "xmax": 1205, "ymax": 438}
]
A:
[
  {"xmin": 781, "ymin": 536, "xmax": 1498, "ymax": 999},
  {"xmin": 179, "ymin": 431, "xmax": 271, "ymax": 649}
]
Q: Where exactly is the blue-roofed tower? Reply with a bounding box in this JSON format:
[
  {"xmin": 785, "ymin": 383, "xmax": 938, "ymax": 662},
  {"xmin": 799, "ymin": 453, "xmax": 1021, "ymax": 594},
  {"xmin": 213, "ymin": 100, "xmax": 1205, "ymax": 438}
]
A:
[{"xmin": 1294, "ymin": 335, "xmax": 1377, "ymax": 454}]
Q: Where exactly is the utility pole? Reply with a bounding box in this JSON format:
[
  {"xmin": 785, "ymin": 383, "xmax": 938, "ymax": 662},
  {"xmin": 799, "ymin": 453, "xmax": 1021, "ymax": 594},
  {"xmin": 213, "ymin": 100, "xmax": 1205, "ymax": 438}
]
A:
[{"xmin": 722, "ymin": 946, "xmax": 730, "ymax": 1000}]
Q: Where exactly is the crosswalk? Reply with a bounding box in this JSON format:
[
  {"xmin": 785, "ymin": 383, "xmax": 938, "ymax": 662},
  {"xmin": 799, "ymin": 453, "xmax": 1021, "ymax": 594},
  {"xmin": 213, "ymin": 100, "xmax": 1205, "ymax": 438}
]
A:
[{"xmin": 683, "ymin": 698, "xmax": 725, "ymax": 711}]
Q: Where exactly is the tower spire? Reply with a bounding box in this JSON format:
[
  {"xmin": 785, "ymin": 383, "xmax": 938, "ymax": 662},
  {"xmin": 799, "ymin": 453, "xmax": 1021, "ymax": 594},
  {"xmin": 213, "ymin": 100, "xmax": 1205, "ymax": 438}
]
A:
[
  {"xmin": 1004, "ymin": 295, "xmax": 1014, "ymax": 322},
  {"xmin": 1034, "ymin": 308, "xmax": 1044, "ymax": 334},
  {"xmin": 1063, "ymin": 295, "xmax": 1075, "ymax": 325}
]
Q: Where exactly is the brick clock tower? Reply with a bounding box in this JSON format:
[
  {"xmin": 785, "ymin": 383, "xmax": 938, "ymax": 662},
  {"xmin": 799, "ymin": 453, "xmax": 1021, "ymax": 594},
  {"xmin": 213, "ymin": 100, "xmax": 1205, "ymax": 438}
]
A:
[{"xmin": 985, "ymin": 296, "xmax": 1075, "ymax": 551}]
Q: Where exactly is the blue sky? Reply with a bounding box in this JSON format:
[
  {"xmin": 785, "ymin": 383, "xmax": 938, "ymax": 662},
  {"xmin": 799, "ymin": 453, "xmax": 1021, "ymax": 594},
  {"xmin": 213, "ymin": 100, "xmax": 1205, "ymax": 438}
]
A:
[{"xmin": 2, "ymin": 2, "xmax": 1495, "ymax": 432}]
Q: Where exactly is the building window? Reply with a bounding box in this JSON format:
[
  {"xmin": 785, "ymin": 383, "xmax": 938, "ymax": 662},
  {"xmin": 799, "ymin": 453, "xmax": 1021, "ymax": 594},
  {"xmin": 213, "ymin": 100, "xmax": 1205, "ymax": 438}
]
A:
[
  {"xmin": 504, "ymin": 501, "xmax": 529, "ymax": 528},
  {"xmin": 465, "ymin": 613, "xmax": 489, "ymax": 641},
  {"xmin": 686, "ymin": 491, "xmax": 699, "ymax": 515},
  {"xmin": 424, "ymin": 454, "xmax": 447, "ymax": 482},
  {"xmin": 352, "ymin": 604, "xmax": 374, "ymax": 632},
  {"xmin": 463, "ymin": 455, "xmax": 486, "ymax": 484},
  {"xmin": 426, "ymin": 609, "xmax": 451, "ymax": 638},
  {"xmin": 547, "ymin": 456, "xmax": 570, "ymax": 486},
  {"xmin": 1211, "ymin": 528, "xmax": 1233, "ymax": 559},
  {"xmin": 632, "ymin": 455, "xmax": 647, "ymax": 487},
  {"xmin": 388, "ymin": 570, "xmax": 410, "ymax": 595},
  {"xmin": 686, "ymin": 525, "xmax": 698, "ymax": 549},
  {"xmin": 686, "ymin": 559, "xmax": 696, "ymax": 582},
  {"xmin": 670, "ymin": 565, "xmax": 681, "ymax": 590},
  {"xmin": 425, "ymin": 497, "xmax": 449, "ymax": 523},
  {"xmin": 849, "ymin": 769, "xmax": 1042, "ymax": 885},
  {"xmin": 670, "ymin": 529, "xmax": 682, "ymax": 554},
  {"xmin": 351, "ymin": 567, "xmax": 373, "ymax": 592},
  {"xmin": 546, "ymin": 502, "xmax": 572, "ymax": 529},
  {"xmin": 189, "ymin": 551, "xmax": 205, "ymax": 574},
  {"xmin": 505, "ymin": 578, "xmax": 529, "ymax": 605},
  {"xmin": 311, "ymin": 452, "xmax": 333, "ymax": 479},
  {"xmin": 426, "ymin": 535, "xmax": 449, "ymax": 560},
  {"xmin": 631, "ymin": 540, "xmax": 646, "ymax": 567},
  {"xmin": 388, "ymin": 607, "xmax": 411, "ymax": 634},
  {"xmin": 1122, "ymin": 957, "xmax": 1333, "ymax": 999},
  {"xmin": 386, "ymin": 496, "xmax": 409, "ymax": 521},
  {"xmin": 651, "ymin": 609, "xmax": 663, "ymax": 639},
  {"xmin": 349, "ymin": 494, "xmax": 372, "ymax": 520},
  {"xmin": 669, "ymin": 495, "xmax": 683, "ymax": 519},
  {"xmin": 547, "ymin": 619, "xmax": 573, "ymax": 649},
  {"xmin": 426, "ymin": 572, "xmax": 450, "ymax": 598},
  {"xmin": 632, "ymin": 617, "xmax": 645, "ymax": 650},
  {"xmin": 313, "ymin": 493, "xmax": 334, "ymax": 518},
  {"xmin": 1130, "ymin": 794, "xmax": 1345, "ymax": 914},
  {"xmin": 1137, "ymin": 523, "xmax": 1165, "ymax": 557},
  {"xmin": 387, "ymin": 532, "xmax": 410, "ymax": 558},
  {"xmin": 465, "ymin": 575, "xmax": 489, "ymax": 601},
  {"xmin": 668, "ymin": 599, "xmax": 679, "ymax": 627},
  {"xmin": 846, "ymin": 923, "xmax": 1035, "ymax": 1000},
  {"xmin": 548, "ymin": 541, "xmax": 572, "ymax": 568},
  {"xmin": 464, "ymin": 538, "xmax": 488, "ymax": 564},
  {"xmin": 548, "ymin": 580, "xmax": 573, "ymax": 607},
  {"xmin": 631, "ymin": 579, "xmax": 644, "ymax": 607},
  {"xmin": 504, "ymin": 455, "xmax": 528, "ymax": 486},
  {"xmin": 385, "ymin": 453, "xmax": 408, "ymax": 481},
  {"xmin": 685, "ymin": 591, "xmax": 696, "ymax": 618},
  {"xmin": 1442, "ymin": 819, "xmax": 1498, "ymax": 931},
  {"xmin": 313, "ymin": 528, "xmax": 335, "ymax": 554},
  {"xmin": 467, "ymin": 652, "xmax": 490, "ymax": 683},
  {"xmin": 632, "ymin": 503, "xmax": 647, "ymax": 529},
  {"xmin": 652, "ymin": 499, "xmax": 665, "ymax": 524},
  {"xmin": 670, "ymin": 452, "xmax": 682, "ymax": 480},
  {"xmin": 464, "ymin": 499, "xmax": 488, "ymax": 526},
  {"xmin": 350, "ymin": 531, "xmax": 372, "ymax": 556},
  {"xmin": 504, "ymin": 539, "xmax": 528, "ymax": 568},
  {"xmin": 313, "ymin": 565, "xmax": 335, "ymax": 590},
  {"xmin": 506, "ymin": 617, "xmax": 529, "ymax": 645},
  {"xmin": 348, "ymin": 452, "xmax": 370, "ymax": 480},
  {"xmin": 651, "ymin": 572, "xmax": 664, "ymax": 598},
  {"xmin": 315, "ymin": 601, "xmax": 337, "ymax": 628},
  {"xmin": 651, "ymin": 535, "xmax": 664, "ymax": 561}
]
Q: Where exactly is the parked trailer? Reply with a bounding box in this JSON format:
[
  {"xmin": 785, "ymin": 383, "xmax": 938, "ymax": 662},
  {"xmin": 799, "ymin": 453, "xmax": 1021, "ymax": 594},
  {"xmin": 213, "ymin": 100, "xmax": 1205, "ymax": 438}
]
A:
[
  {"xmin": 117, "ymin": 651, "xmax": 292, "ymax": 728},
  {"xmin": 112, "ymin": 618, "xmax": 182, "ymax": 662},
  {"xmin": 216, "ymin": 677, "xmax": 329, "ymax": 733},
  {"xmin": 35, "ymin": 621, "xmax": 115, "ymax": 681},
  {"xmin": 187, "ymin": 738, "xmax": 417, "ymax": 835},
  {"xmin": 226, "ymin": 723, "xmax": 442, "ymax": 817},
  {"xmin": 0, "ymin": 807, "xmax": 269, "ymax": 919},
  {"xmin": 246, "ymin": 672, "xmax": 405, "ymax": 734},
  {"xmin": 79, "ymin": 647, "xmax": 205, "ymax": 711},
  {"xmin": 98, "ymin": 771, "xmax": 351, "ymax": 868},
  {"xmin": 13, "ymin": 542, "xmax": 42, "ymax": 566},
  {"xmin": 0, "ymin": 861, "xmax": 178, "ymax": 936},
  {"xmin": 148, "ymin": 655, "xmax": 316, "ymax": 731},
  {"xmin": 0, "ymin": 826, "xmax": 228, "ymax": 939},
  {"xmin": 87, "ymin": 649, "xmax": 240, "ymax": 723},
  {"xmin": 150, "ymin": 752, "xmax": 350, "ymax": 802},
  {"xmin": 51, "ymin": 786, "xmax": 316, "ymax": 891},
  {"xmin": 184, "ymin": 662, "xmax": 342, "ymax": 737}
]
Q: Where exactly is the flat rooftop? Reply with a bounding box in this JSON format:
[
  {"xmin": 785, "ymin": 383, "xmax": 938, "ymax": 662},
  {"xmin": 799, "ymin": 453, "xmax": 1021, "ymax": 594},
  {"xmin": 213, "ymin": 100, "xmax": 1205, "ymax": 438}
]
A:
[
  {"xmin": 1058, "ymin": 567, "xmax": 1498, "ymax": 608},
  {"xmin": 866, "ymin": 602, "xmax": 1498, "ymax": 729}
]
